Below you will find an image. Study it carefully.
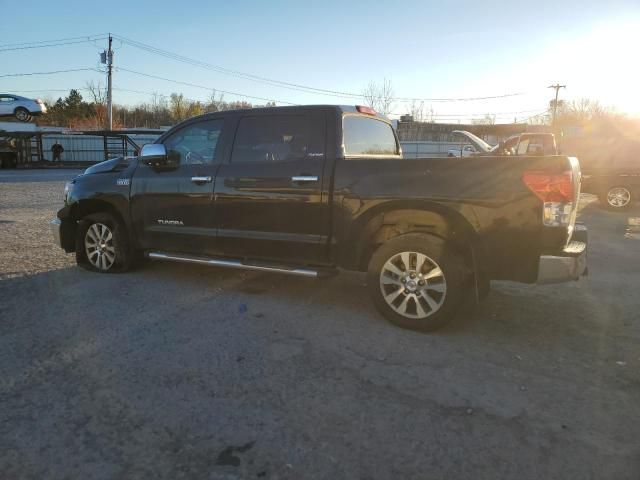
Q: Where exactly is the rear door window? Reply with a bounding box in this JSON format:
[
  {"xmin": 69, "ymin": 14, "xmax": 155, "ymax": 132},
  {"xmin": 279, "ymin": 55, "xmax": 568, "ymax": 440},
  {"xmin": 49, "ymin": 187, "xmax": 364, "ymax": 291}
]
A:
[
  {"xmin": 230, "ymin": 114, "xmax": 323, "ymax": 163},
  {"xmin": 343, "ymin": 116, "xmax": 398, "ymax": 157}
]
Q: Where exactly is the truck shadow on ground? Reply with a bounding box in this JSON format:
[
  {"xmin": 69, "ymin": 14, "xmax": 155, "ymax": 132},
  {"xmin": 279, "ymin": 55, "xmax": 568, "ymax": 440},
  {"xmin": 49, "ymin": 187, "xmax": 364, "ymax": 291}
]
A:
[{"xmin": 0, "ymin": 257, "xmax": 621, "ymax": 352}]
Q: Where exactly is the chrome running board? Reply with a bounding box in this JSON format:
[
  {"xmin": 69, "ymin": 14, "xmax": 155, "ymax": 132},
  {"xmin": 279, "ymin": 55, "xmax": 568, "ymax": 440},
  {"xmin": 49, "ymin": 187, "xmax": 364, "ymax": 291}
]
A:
[{"xmin": 146, "ymin": 251, "xmax": 319, "ymax": 278}]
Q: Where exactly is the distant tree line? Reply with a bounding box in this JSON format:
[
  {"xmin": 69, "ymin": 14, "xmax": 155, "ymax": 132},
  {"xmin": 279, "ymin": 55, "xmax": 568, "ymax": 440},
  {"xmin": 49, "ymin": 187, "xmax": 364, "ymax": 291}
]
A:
[{"xmin": 39, "ymin": 83, "xmax": 275, "ymax": 129}]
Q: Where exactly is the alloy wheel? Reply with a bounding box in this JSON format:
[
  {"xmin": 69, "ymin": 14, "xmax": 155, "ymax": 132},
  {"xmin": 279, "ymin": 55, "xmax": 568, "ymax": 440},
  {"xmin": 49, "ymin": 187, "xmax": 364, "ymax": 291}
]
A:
[
  {"xmin": 85, "ymin": 223, "xmax": 116, "ymax": 271},
  {"xmin": 379, "ymin": 251, "xmax": 447, "ymax": 319},
  {"xmin": 15, "ymin": 109, "xmax": 29, "ymax": 122},
  {"xmin": 607, "ymin": 187, "xmax": 631, "ymax": 208}
]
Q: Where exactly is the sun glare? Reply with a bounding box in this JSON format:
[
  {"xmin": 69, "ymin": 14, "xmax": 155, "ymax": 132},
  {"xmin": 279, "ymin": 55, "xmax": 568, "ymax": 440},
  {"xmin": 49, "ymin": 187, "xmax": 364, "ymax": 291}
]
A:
[{"xmin": 550, "ymin": 21, "xmax": 640, "ymax": 114}]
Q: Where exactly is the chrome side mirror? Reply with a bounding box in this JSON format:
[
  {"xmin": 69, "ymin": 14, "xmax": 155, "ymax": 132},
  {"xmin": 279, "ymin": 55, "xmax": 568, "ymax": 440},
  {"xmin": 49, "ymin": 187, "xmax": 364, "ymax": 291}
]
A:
[{"xmin": 140, "ymin": 143, "xmax": 168, "ymax": 166}]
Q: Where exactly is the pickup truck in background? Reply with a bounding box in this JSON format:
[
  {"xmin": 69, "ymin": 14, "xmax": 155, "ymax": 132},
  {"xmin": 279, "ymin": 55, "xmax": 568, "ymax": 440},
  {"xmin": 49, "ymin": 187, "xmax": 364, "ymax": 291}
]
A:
[
  {"xmin": 52, "ymin": 105, "xmax": 588, "ymax": 331},
  {"xmin": 582, "ymin": 167, "xmax": 640, "ymax": 210},
  {"xmin": 452, "ymin": 130, "xmax": 558, "ymax": 157},
  {"xmin": 561, "ymin": 133, "xmax": 638, "ymax": 210}
]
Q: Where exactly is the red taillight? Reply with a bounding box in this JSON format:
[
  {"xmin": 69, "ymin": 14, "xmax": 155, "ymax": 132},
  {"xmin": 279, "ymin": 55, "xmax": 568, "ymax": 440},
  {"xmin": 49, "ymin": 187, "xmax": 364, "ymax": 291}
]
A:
[
  {"xmin": 356, "ymin": 105, "xmax": 377, "ymax": 115},
  {"xmin": 522, "ymin": 170, "xmax": 573, "ymax": 202}
]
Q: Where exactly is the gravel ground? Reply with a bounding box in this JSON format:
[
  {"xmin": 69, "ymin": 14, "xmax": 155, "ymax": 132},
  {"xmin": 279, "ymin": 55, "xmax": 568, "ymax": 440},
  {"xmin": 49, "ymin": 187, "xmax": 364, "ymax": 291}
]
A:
[{"xmin": 0, "ymin": 170, "xmax": 639, "ymax": 480}]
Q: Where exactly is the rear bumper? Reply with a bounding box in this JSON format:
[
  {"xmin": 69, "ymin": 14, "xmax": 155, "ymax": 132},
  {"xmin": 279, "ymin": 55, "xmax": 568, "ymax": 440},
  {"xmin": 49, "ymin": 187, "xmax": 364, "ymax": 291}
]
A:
[{"xmin": 537, "ymin": 224, "xmax": 588, "ymax": 284}]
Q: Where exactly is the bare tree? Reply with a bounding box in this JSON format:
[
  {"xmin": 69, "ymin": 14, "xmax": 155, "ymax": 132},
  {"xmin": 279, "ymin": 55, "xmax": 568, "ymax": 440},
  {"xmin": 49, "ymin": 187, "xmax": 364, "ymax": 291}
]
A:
[
  {"xmin": 86, "ymin": 80, "xmax": 107, "ymax": 105},
  {"xmin": 83, "ymin": 81, "xmax": 108, "ymax": 129},
  {"xmin": 471, "ymin": 114, "xmax": 496, "ymax": 125},
  {"xmin": 169, "ymin": 93, "xmax": 187, "ymax": 122},
  {"xmin": 408, "ymin": 100, "xmax": 435, "ymax": 122},
  {"xmin": 558, "ymin": 98, "xmax": 611, "ymax": 124},
  {"xmin": 205, "ymin": 90, "xmax": 225, "ymax": 113},
  {"xmin": 409, "ymin": 100, "xmax": 424, "ymax": 122},
  {"xmin": 362, "ymin": 78, "xmax": 395, "ymax": 116}
]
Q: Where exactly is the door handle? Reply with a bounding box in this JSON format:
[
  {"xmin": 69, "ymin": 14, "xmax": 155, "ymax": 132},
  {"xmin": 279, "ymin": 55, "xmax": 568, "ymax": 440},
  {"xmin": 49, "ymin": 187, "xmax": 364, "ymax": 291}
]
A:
[
  {"xmin": 291, "ymin": 175, "xmax": 319, "ymax": 183},
  {"xmin": 191, "ymin": 176, "xmax": 212, "ymax": 183}
]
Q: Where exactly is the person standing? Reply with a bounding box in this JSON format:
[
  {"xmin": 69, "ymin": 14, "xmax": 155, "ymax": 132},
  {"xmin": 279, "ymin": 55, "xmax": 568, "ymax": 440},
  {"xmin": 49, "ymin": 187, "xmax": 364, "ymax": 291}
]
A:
[{"xmin": 51, "ymin": 141, "xmax": 64, "ymax": 164}]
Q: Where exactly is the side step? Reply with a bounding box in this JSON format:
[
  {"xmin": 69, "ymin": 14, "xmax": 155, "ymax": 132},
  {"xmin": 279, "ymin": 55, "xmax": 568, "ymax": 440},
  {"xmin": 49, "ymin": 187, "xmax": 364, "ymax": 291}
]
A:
[{"xmin": 146, "ymin": 251, "xmax": 320, "ymax": 278}]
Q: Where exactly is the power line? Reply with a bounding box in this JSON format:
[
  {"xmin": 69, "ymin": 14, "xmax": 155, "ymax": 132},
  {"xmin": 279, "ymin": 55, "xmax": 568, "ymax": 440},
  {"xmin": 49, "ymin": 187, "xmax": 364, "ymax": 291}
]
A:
[
  {"xmin": 0, "ymin": 34, "xmax": 108, "ymax": 48},
  {"xmin": 0, "ymin": 32, "xmax": 531, "ymax": 104},
  {"xmin": 116, "ymin": 66, "xmax": 298, "ymax": 105},
  {"xmin": 113, "ymin": 34, "xmax": 362, "ymax": 100},
  {"xmin": 3, "ymin": 88, "xmax": 87, "ymax": 93},
  {"xmin": 113, "ymin": 34, "xmax": 528, "ymax": 103},
  {"xmin": 0, "ymin": 68, "xmax": 100, "ymax": 78},
  {"xmin": 0, "ymin": 36, "xmax": 108, "ymax": 52}
]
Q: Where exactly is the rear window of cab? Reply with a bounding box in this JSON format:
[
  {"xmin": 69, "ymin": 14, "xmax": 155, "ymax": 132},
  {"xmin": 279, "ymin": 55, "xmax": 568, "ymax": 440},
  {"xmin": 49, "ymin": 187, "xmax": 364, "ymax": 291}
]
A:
[{"xmin": 343, "ymin": 115, "xmax": 399, "ymax": 157}]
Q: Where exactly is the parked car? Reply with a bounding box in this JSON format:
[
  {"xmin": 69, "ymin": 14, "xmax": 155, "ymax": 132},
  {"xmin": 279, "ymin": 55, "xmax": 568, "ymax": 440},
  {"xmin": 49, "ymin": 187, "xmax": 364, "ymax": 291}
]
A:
[
  {"xmin": 447, "ymin": 144, "xmax": 478, "ymax": 157},
  {"xmin": 51, "ymin": 105, "xmax": 587, "ymax": 331},
  {"xmin": 0, "ymin": 94, "xmax": 47, "ymax": 122},
  {"xmin": 451, "ymin": 130, "xmax": 558, "ymax": 156}
]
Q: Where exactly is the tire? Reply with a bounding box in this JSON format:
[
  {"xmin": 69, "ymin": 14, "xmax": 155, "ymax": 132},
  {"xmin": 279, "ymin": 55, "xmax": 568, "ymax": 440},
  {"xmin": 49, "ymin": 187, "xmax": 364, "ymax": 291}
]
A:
[
  {"xmin": 75, "ymin": 212, "xmax": 133, "ymax": 273},
  {"xmin": 367, "ymin": 233, "xmax": 468, "ymax": 332},
  {"xmin": 14, "ymin": 107, "xmax": 30, "ymax": 122},
  {"xmin": 602, "ymin": 185, "xmax": 634, "ymax": 211}
]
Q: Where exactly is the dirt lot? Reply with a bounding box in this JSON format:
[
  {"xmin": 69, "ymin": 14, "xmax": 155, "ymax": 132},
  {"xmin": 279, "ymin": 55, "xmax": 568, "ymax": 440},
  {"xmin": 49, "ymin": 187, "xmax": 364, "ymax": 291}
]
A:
[{"xmin": 1, "ymin": 169, "xmax": 639, "ymax": 480}]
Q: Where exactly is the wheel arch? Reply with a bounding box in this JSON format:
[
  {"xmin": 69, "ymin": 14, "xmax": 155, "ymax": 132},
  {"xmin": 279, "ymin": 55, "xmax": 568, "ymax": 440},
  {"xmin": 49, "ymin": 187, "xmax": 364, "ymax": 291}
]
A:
[
  {"xmin": 70, "ymin": 198, "xmax": 125, "ymax": 224},
  {"xmin": 343, "ymin": 200, "xmax": 489, "ymax": 302},
  {"xmin": 342, "ymin": 200, "xmax": 482, "ymax": 270},
  {"xmin": 64, "ymin": 198, "xmax": 131, "ymax": 250}
]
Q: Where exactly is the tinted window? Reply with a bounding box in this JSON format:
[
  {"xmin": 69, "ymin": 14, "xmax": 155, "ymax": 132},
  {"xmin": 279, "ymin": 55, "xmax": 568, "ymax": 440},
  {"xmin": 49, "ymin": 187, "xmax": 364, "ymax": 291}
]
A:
[
  {"xmin": 231, "ymin": 115, "xmax": 322, "ymax": 163},
  {"xmin": 162, "ymin": 119, "xmax": 223, "ymax": 166},
  {"xmin": 343, "ymin": 116, "xmax": 398, "ymax": 156}
]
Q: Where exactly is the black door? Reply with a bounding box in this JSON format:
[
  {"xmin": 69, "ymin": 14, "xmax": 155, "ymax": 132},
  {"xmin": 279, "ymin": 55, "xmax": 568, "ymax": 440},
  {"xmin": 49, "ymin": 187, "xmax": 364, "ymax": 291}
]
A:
[
  {"xmin": 213, "ymin": 112, "xmax": 330, "ymax": 265},
  {"xmin": 130, "ymin": 118, "xmax": 225, "ymax": 254}
]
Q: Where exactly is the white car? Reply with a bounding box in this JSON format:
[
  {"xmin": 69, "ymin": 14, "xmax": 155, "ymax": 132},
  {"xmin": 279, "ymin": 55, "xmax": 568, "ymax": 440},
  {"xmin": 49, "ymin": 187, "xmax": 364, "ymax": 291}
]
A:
[
  {"xmin": 0, "ymin": 94, "xmax": 47, "ymax": 122},
  {"xmin": 447, "ymin": 144, "xmax": 478, "ymax": 157}
]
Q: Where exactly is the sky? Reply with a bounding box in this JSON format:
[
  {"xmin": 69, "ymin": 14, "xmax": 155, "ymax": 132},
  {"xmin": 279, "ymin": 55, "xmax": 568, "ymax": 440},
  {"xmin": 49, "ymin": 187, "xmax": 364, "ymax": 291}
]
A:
[{"xmin": 1, "ymin": 0, "xmax": 639, "ymax": 123}]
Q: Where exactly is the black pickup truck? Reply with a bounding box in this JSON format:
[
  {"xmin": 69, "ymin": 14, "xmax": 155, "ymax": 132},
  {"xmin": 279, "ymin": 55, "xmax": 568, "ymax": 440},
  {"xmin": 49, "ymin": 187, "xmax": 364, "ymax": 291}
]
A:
[{"xmin": 52, "ymin": 105, "xmax": 587, "ymax": 331}]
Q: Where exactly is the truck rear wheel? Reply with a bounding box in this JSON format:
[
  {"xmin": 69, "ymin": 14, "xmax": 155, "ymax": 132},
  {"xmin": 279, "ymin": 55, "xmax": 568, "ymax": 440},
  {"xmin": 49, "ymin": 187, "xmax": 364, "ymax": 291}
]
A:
[
  {"xmin": 367, "ymin": 233, "xmax": 467, "ymax": 332},
  {"xmin": 76, "ymin": 212, "xmax": 132, "ymax": 273}
]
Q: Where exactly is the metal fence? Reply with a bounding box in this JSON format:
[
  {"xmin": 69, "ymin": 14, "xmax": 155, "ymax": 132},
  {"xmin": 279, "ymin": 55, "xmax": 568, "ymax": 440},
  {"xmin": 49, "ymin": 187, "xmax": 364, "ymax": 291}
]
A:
[
  {"xmin": 40, "ymin": 134, "xmax": 160, "ymax": 163},
  {"xmin": 400, "ymin": 141, "xmax": 474, "ymax": 158}
]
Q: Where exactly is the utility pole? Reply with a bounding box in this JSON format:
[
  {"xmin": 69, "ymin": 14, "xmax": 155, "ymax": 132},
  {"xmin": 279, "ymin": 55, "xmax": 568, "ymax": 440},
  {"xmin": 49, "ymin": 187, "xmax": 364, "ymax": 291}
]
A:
[
  {"xmin": 106, "ymin": 34, "xmax": 113, "ymax": 131},
  {"xmin": 548, "ymin": 84, "xmax": 565, "ymax": 129}
]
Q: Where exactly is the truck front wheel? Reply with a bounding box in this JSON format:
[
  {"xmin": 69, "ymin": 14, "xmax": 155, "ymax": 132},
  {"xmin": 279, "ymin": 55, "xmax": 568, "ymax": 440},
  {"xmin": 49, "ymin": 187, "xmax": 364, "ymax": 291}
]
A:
[
  {"xmin": 367, "ymin": 233, "xmax": 467, "ymax": 332},
  {"xmin": 75, "ymin": 212, "xmax": 133, "ymax": 273}
]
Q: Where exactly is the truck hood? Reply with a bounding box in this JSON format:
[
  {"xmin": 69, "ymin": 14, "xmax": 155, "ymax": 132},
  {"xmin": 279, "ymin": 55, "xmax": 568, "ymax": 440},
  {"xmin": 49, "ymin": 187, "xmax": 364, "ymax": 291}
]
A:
[
  {"xmin": 84, "ymin": 156, "xmax": 132, "ymax": 175},
  {"xmin": 451, "ymin": 130, "xmax": 494, "ymax": 153}
]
